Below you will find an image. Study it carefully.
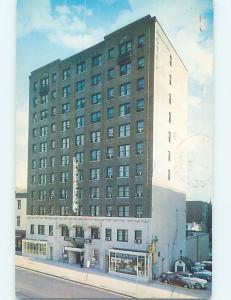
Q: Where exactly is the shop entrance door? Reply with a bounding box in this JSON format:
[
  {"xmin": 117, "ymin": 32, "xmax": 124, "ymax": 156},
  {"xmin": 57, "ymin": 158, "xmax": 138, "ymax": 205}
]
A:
[
  {"xmin": 76, "ymin": 252, "xmax": 81, "ymax": 264},
  {"xmin": 50, "ymin": 247, "xmax": 53, "ymax": 260}
]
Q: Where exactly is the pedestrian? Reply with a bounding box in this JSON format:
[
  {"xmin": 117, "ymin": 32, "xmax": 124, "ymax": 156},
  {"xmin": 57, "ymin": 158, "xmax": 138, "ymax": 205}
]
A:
[{"xmin": 80, "ymin": 255, "xmax": 84, "ymax": 268}]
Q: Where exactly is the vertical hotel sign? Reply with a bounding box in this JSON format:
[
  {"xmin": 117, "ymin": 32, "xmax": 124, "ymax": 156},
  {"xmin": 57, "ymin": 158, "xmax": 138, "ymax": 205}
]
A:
[{"xmin": 73, "ymin": 157, "xmax": 79, "ymax": 215}]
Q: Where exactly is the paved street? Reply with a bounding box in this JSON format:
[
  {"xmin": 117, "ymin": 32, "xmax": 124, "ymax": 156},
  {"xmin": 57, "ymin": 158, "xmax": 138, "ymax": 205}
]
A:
[{"xmin": 16, "ymin": 267, "xmax": 128, "ymax": 299}]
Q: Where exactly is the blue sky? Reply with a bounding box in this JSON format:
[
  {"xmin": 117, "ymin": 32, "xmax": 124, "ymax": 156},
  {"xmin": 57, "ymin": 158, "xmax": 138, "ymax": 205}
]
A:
[{"xmin": 16, "ymin": 0, "xmax": 213, "ymax": 201}]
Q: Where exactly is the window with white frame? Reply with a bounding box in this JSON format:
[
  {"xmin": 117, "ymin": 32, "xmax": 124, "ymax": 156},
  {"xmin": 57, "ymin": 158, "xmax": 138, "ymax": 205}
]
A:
[
  {"xmin": 62, "ymin": 103, "xmax": 70, "ymax": 114},
  {"xmin": 39, "ymin": 190, "xmax": 46, "ymax": 201},
  {"xmin": 119, "ymin": 103, "xmax": 130, "ymax": 117},
  {"xmin": 41, "ymin": 110, "xmax": 48, "ymax": 120},
  {"xmin": 31, "ymin": 175, "xmax": 36, "ymax": 184},
  {"xmin": 120, "ymin": 82, "xmax": 131, "ymax": 96},
  {"xmin": 77, "ymin": 61, "xmax": 86, "ymax": 74},
  {"xmin": 108, "ymin": 68, "xmax": 115, "ymax": 80},
  {"xmin": 137, "ymin": 56, "xmax": 145, "ymax": 69},
  {"xmin": 92, "ymin": 74, "xmax": 102, "ymax": 86},
  {"xmin": 119, "ymin": 144, "xmax": 130, "ymax": 157},
  {"xmin": 136, "ymin": 205, "xmax": 143, "ymax": 217},
  {"xmin": 90, "ymin": 206, "xmax": 100, "ymax": 217},
  {"xmin": 38, "ymin": 225, "xmax": 45, "ymax": 235},
  {"xmin": 76, "ymin": 97, "xmax": 85, "ymax": 110},
  {"xmin": 136, "ymin": 163, "xmax": 144, "ymax": 176},
  {"xmin": 49, "ymin": 190, "xmax": 55, "ymax": 200},
  {"xmin": 62, "ymin": 120, "xmax": 70, "ymax": 131},
  {"xmin": 136, "ymin": 98, "xmax": 144, "ymax": 112},
  {"xmin": 118, "ymin": 165, "xmax": 129, "ymax": 177},
  {"xmin": 77, "ymin": 169, "xmax": 83, "ymax": 181},
  {"xmin": 50, "ymin": 173, "xmax": 55, "ymax": 183},
  {"xmin": 138, "ymin": 35, "xmax": 145, "ymax": 47},
  {"xmin": 63, "ymin": 68, "xmax": 71, "ymax": 80},
  {"xmin": 76, "ymin": 116, "xmax": 85, "ymax": 128},
  {"xmin": 61, "ymin": 172, "xmax": 69, "ymax": 183},
  {"xmin": 119, "ymin": 41, "xmax": 132, "ymax": 55},
  {"xmin": 76, "ymin": 134, "xmax": 84, "ymax": 146},
  {"xmin": 51, "ymin": 123, "xmax": 56, "ymax": 133},
  {"xmin": 61, "ymin": 155, "xmax": 69, "ymax": 166},
  {"xmin": 92, "ymin": 55, "xmax": 102, "ymax": 67},
  {"xmin": 76, "ymin": 188, "xmax": 83, "ymax": 200},
  {"xmin": 39, "ymin": 158, "xmax": 46, "ymax": 168},
  {"xmin": 51, "ymin": 106, "xmax": 56, "ymax": 116},
  {"xmin": 118, "ymin": 205, "xmax": 129, "ymax": 217},
  {"xmin": 32, "ymin": 128, "xmax": 37, "ymax": 137},
  {"xmin": 107, "ymin": 147, "xmax": 113, "ymax": 159},
  {"xmin": 117, "ymin": 229, "xmax": 128, "ymax": 242},
  {"xmin": 136, "ymin": 184, "xmax": 143, "ymax": 197},
  {"xmin": 106, "ymin": 187, "xmax": 113, "ymax": 199},
  {"xmin": 41, "ymin": 94, "xmax": 48, "ymax": 104},
  {"xmin": 108, "ymin": 48, "xmax": 115, "ymax": 60},
  {"xmin": 76, "ymin": 80, "xmax": 85, "ymax": 92},
  {"xmin": 39, "ymin": 205, "xmax": 45, "ymax": 215},
  {"xmin": 107, "ymin": 127, "xmax": 114, "ymax": 138},
  {"xmin": 39, "ymin": 174, "xmax": 46, "ymax": 185},
  {"xmin": 118, "ymin": 185, "xmax": 129, "ymax": 197},
  {"xmin": 50, "ymin": 140, "xmax": 55, "ymax": 150},
  {"xmin": 106, "ymin": 167, "xmax": 113, "ymax": 178},
  {"xmin": 61, "ymin": 137, "xmax": 70, "ymax": 149},
  {"xmin": 90, "ymin": 149, "xmax": 100, "ymax": 161},
  {"xmin": 136, "ymin": 142, "xmax": 144, "ymax": 155},
  {"xmin": 90, "ymin": 168, "xmax": 100, "ymax": 180},
  {"xmin": 90, "ymin": 187, "xmax": 99, "ymax": 199},
  {"xmin": 60, "ymin": 189, "xmax": 68, "ymax": 199},
  {"xmin": 91, "ymin": 93, "xmax": 101, "ymax": 105},
  {"xmin": 107, "ymin": 107, "xmax": 114, "ymax": 119},
  {"xmin": 137, "ymin": 78, "xmax": 144, "ymax": 90},
  {"xmin": 91, "ymin": 111, "xmax": 101, "ymax": 123},
  {"xmin": 32, "ymin": 160, "xmax": 36, "ymax": 169},
  {"xmin": 120, "ymin": 63, "xmax": 131, "ymax": 76},
  {"xmin": 119, "ymin": 123, "xmax": 130, "ymax": 137},
  {"xmin": 63, "ymin": 85, "xmax": 71, "ymax": 97},
  {"xmin": 107, "ymin": 87, "xmax": 114, "ymax": 100},
  {"xmin": 40, "ymin": 142, "xmax": 47, "ymax": 152},
  {"xmin": 136, "ymin": 120, "xmax": 144, "ymax": 133},
  {"xmin": 40, "ymin": 126, "xmax": 47, "ymax": 136},
  {"xmin": 50, "ymin": 157, "xmax": 55, "ymax": 167},
  {"xmin": 32, "ymin": 144, "xmax": 37, "ymax": 153},
  {"xmin": 76, "ymin": 152, "xmax": 84, "ymax": 163},
  {"xmin": 91, "ymin": 131, "xmax": 101, "ymax": 143}
]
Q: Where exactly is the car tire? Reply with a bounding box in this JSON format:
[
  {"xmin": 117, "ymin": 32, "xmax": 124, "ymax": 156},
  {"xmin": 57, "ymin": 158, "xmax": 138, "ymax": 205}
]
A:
[
  {"xmin": 195, "ymin": 283, "xmax": 202, "ymax": 289},
  {"xmin": 164, "ymin": 279, "xmax": 169, "ymax": 284},
  {"xmin": 183, "ymin": 284, "xmax": 188, "ymax": 288}
]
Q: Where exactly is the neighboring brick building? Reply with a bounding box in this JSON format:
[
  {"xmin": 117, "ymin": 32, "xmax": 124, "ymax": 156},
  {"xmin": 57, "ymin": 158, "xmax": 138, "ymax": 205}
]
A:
[{"xmin": 23, "ymin": 15, "xmax": 188, "ymax": 281}]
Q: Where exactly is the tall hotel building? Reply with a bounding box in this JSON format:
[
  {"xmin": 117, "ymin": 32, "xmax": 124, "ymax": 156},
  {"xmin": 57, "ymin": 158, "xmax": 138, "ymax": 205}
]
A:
[{"xmin": 22, "ymin": 15, "xmax": 188, "ymax": 281}]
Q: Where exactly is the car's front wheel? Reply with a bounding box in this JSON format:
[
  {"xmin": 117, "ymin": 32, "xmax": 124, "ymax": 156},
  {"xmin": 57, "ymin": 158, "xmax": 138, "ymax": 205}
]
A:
[{"xmin": 195, "ymin": 283, "xmax": 202, "ymax": 289}]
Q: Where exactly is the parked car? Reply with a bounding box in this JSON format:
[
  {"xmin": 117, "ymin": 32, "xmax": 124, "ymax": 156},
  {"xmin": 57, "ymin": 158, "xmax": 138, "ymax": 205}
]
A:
[
  {"xmin": 202, "ymin": 261, "xmax": 212, "ymax": 271},
  {"xmin": 161, "ymin": 273, "xmax": 192, "ymax": 289},
  {"xmin": 160, "ymin": 272, "xmax": 174, "ymax": 281},
  {"xmin": 180, "ymin": 272, "xmax": 208, "ymax": 289},
  {"xmin": 193, "ymin": 270, "xmax": 212, "ymax": 282}
]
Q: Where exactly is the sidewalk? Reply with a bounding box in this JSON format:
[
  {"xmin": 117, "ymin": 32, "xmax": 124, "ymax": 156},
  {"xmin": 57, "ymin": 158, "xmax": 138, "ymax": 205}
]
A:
[{"xmin": 16, "ymin": 255, "xmax": 211, "ymax": 299}]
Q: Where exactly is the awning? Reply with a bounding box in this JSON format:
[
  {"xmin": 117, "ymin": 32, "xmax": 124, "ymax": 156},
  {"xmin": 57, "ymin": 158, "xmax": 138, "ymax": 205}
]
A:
[{"xmin": 64, "ymin": 246, "xmax": 84, "ymax": 252}]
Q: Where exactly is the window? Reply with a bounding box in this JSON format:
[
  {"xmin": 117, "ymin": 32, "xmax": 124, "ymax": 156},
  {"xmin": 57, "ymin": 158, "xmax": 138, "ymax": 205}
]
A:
[
  {"xmin": 33, "ymin": 81, "xmax": 38, "ymax": 90},
  {"xmin": 61, "ymin": 225, "xmax": 69, "ymax": 236},
  {"xmin": 76, "ymin": 97, "xmax": 85, "ymax": 110},
  {"xmin": 91, "ymin": 226, "xmax": 100, "ymax": 238},
  {"xmin": 135, "ymin": 230, "xmax": 142, "ymax": 243},
  {"xmin": 168, "ymin": 169, "xmax": 171, "ymax": 181},
  {"xmin": 50, "ymin": 173, "xmax": 55, "ymax": 183},
  {"xmin": 90, "ymin": 187, "xmax": 99, "ymax": 199},
  {"xmin": 49, "ymin": 225, "xmax": 53, "ymax": 236},
  {"xmin": 169, "ymin": 112, "xmax": 172, "ymax": 123},
  {"xmin": 62, "ymin": 120, "xmax": 70, "ymax": 131},
  {"xmin": 92, "ymin": 55, "xmax": 102, "ymax": 67},
  {"xmin": 119, "ymin": 103, "xmax": 130, "ymax": 117},
  {"xmin": 90, "ymin": 206, "xmax": 100, "ymax": 217},
  {"xmin": 63, "ymin": 68, "xmax": 71, "ymax": 80},
  {"xmin": 51, "ymin": 106, "xmax": 56, "ymax": 116},
  {"xmin": 169, "ymin": 93, "xmax": 172, "ymax": 104},
  {"xmin": 91, "ymin": 111, "xmax": 101, "ymax": 123},
  {"xmin": 106, "ymin": 167, "xmax": 113, "ymax": 178},
  {"xmin": 108, "ymin": 48, "xmax": 115, "ymax": 59},
  {"xmin": 41, "ymin": 94, "xmax": 48, "ymax": 104},
  {"xmin": 169, "ymin": 74, "xmax": 172, "ymax": 85},
  {"xmin": 120, "ymin": 63, "xmax": 131, "ymax": 76},
  {"xmin": 136, "ymin": 184, "xmax": 143, "ymax": 197},
  {"xmin": 79, "ymin": 206, "xmax": 83, "ymax": 216},
  {"xmin": 107, "ymin": 107, "xmax": 114, "ymax": 119},
  {"xmin": 38, "ymin": 205, "xmax": 45, "ymax": 215},
  {"xmin": 31, "ymin": 205, "xmax": 36, "ymax": 214},
  {"xmin": 91, "ymin": 93, "xmax": 101, "ymax": 105},
  {"xmin": 118, "ymin": 165, "xmax": 129, "ymax": 177},
  {"xmin": 49, "ymin": 190, "xmax": 54, "ymax": 200},
  {"xmin": 77, "ymin": 61, "xmax": 86, "ymax": 74},
  {"xmin": 51, "ymin": 124, "xmax": 56, "ymax": 133},
  {"xmin": 76, "ymin": 152, "xmax": 84, "ymax": 164},
  {"xmin": 61, "ymin": 155, "xmax": 69, "ymax": 166},
  {"xmin": 105, "ymin": 229, "xmax": 112, "ymax": 240},
  {"xmin": 61, "ymin": 172, "xmax": 69, "ymax": 183},
  {"xmin": 119, "ymin": 123, "xmax": 130, "ymax": 137},
  {"xmin": 119, "ymin": 144, "xmax": 130, "ymax": 157},
  {"xmin": 41, "ymin": 77, "xmax": 49, "ymax": 87},
  {"xmin": 108, "ymin": 68, "xmax": 115, "ymax": 80},
  {"xmin": 90, "ymin": 149, "xmax": 100, "ymax": 161},
  {"xmin": 76, "ymin": 116, "xmax": 85, "ymax": 128},
  {"xmin": 76, "ymin": 226, "xmax": 84, "ymax": 238},
  {"xmin": 136, "ymin": 142, "xmax": 144, "ymax": 155},
  {"xmin": 31, "ymin": 175, "xmax": 36, "ymax": 184},
  {"xmin": 17, "ymin": 200, "xmax": 21, "ymax": 209},
  {"xmin": 107, "ymin": 88, "xmax": 114, "ymax": 100},
  {"xmin": 91, "ymin": 131, "xmax": 101, "ymax": 143},
  {"xmin": 38, "ymin": 225, "xmax": 45, "ymax": 235},
  {"xmin": 51, "ymin": 90, "xmax": 56, "ymax": 99},
  {"xmin": 117, "ymin": 229, "xmax": 128, "ymax": 242},
  {"xmin": 106, "ymin": 187, "xmax": 113, "ymax": 199},
  {"xmin": 107, "ymin": 127, "xmax": 114, "ymax": 138},
  {"xmin": 63, "ymin": 86, "xmax": 71, "ymax": 97},
  {"xmin": 33, "ymin": 113, "xmax": 37, "ymax": 123},
  {"xmin": 76, "ymin": 188, "xmax": 83, "ymax": 200},
  {"xmin": 50, "ymin": 157, "xmax": 55, "ymax": 167},
  {"xmin": 30, "ymin": 224, "xmax": 34, "ymax": 234},
  {"xmin": 60, "ymin": 206, "xmax": 69, "ymax": 216},
  {"xmin": 40, "ymin": 142, "xmax": 47, "ymax": 152},
  {"xmin": 92, "ymin": 74, "xmax": 102, "ymax": 86},
  {"xmin": 137, "ymin": 78, "xmax": 144, "ymax": 90},
  {"xmin": 62, "ymin": 103, "xmax": 70, "ymax": 114},
  {"xmin": 33, "ymin": 97, "xmax": 38, "ymax": 107},
  {"xmin": 136, "ymin": 163, "xmax": 144, "ymax": 176},
  {"xmin": 168, "ymin": 150, "xmax": 171, "ymax": 162},
  {"xmin": 120, "ymin": 82, "xmax": 131, "ymax": 96},
  {"xmin": 16, "ymin": 216, "xmax": 20, "ymax": 227},
  {"xmin": 76, "ymin": 134, "xmax": 84, "ymax": 146},
  {"xmin": 118, "ymin": 185, "xmax": 129, "ymax": 197},
  {"xmin": 136, "ymin": 205, "xmax": 143, "ymax": 217},
  {"xmin": 32, "ymin": 160, "xmax": 36, "ymax": 169},
  {"xmin": 32, "ymin": 128, "xmax": 37, "ymax": 137},
  {"xmin": 90, "ymin": 168, "xmax": 100, "ymax": 180},
  {"xmin": 61, "ymin": 137, "xmax": 70, "ymax": 149},
  {"xmin": 40, "ymin": 126, "xmax": 47, "ymax": 136},
  {"xmin": 60, "ymin": 189, "xmax": 68, "ymax": 199},
  {"xmin": 138, "ymin": 56, "xmax": 145, "ymax": 69},
  {"xmin": 39, "ymin": 158, "xmax": 47, "ymax": 168},
  {"xmin": 138, "ymin": 35, "xmax": 145, "ymax": 47},
  {"xmin": 41, "ymin": 110, "xmax": 48, "ymax": 120},
  {"xmin": 118, "ymin": 205, "xmax": 129, "ymax": 217},
  {"xmin": 76, "ymin": 80, "xmax": 85, "ymax": 92},
  {"xmin": 52, "ymin": 73, "xmax": 56, "ymax": 83},
  {"xmin": 168, "ymin": 131, "xmax": 171, "ymax": 143},
  {"xmin": 77, "ymin": 169, "xmax": 83, "ymax": 181},
  {"xmin": 137, "ymin": 120, "xmax": 144, "ymax": 133},
  {"xmin": 50, "ymin": 140, "xmax": 55, "ymax": 150},
  {"xmin": 136, "ymin": 98, "xmax": 144, "ymax": 112},
  {"xmin": 107, "ymin": 147, "xmax": 113, "ymax": 159},
  {"xmin": 32, "ymin": 144, "xmax": 37, "ymax": 153},
  {"xmin": 39, "ymin": 174, "xmax": 46, "ymax": 185},
  {"xmin": 119, "ymin": 41, "xmax": 132, "ymax": 55}
]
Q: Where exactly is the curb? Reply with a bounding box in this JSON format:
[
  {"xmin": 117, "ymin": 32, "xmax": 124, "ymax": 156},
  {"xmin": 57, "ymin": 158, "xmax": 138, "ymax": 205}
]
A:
[{"xmin": 16, "ymin": 265, "xmax": 134, "ymax": 298}]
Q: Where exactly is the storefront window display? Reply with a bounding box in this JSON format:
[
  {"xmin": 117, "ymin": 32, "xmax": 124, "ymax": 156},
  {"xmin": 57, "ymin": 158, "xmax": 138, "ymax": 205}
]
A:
[{"xmin": 23, "ymin": 240, "xmax": 47, "ymax": 256}]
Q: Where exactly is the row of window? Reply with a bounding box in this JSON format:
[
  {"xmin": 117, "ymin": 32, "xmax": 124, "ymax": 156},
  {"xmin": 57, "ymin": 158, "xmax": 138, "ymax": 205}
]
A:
[
  {"xmin": 31, "ymin": 183, "xmax": 145, "ymax": 200},
  {"xmin": 33, "ymin": 35, "xmax": 146, "ymax": 90},
  {"xmin": 30, "ymin": 204, "xmax": 144, "ymax": 218},
  {"xmin": 32, "ymin": 98, "xmax": 145, "ymax": 123}
]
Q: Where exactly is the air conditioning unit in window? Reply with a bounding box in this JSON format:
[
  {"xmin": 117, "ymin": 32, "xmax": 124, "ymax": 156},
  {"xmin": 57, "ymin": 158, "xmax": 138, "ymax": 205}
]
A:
[
  {"xmin": 108, "ymin": 175, "xmax": 113, "ymax": 178},
  {"xmin": 138, "ymin": 171, "xmax": 143, "ymax": 175},
  {"xmin": 91, "ymin": 213, "xmax": 95, "ymax": 217},
  {"xmin": 138, "ymin": 129, "xmax": 143, "ymax": 133},
  {"xmin": 108, "ymin": 155, "xmax": 113, "ymax": 159},
  {"xmin": 136, "ymin": 193, "xmax": 142, "ymax": 197},
  {"xmin": 105, "ymin": 236, "xmax": 111, "ymax": 241},
  {"xmin": 89, "ymin": 195, "xmax": 92, "ymax": 198},
  {"xmin": 106, "ymin": 213, "xmax": 112, "ymax": 217},
  {"xmin": 135, "ymin": 239, "xmax": 142, "ymax": 244},
  {"xmin": 108, "ymin": 194, "xmax": 112, "ymax": 198},
  {"xmin": 137, "ymin": 214, "xmax": 142, "ymax": 218}
]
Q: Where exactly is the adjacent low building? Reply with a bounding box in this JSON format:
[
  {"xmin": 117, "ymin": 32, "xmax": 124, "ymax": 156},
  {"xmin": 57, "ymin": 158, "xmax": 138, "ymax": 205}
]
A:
[
  {"xmin": 22, "ymin": 15, "xmax": 188, "ymax": 281},
  {"xmin": 16, "ymin": 192, "xmax": 27, "ymax": 252}
]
